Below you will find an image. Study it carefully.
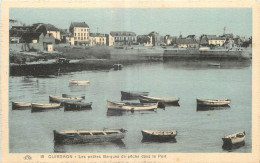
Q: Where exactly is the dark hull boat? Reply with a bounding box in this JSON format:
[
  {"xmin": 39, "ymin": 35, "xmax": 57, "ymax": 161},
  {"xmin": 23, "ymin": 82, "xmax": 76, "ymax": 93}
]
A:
[
  {"xmin": 113, "ymin": 64, "xmax": 123, "ymax": 70},
  {"xmin": 62, "ymin": 94, "xmax": 85, "ymax": 99},
  {"xmin": 222, "ymin": 131, "xmax": 245, "ymax": 149},
  {"xmin": 53, "ymin": 129, "xmax": 126, "ymax": 144},
  {"xmin": 141, "ymin": 130, "xmax": 177, "ymax": 142},
  {"xmin": 49, "ymin": 95, "xmax": 84, "ymax": 104},
  {"xmin": 64, "ymin": 102, "xmax": 92, "ymax": 111},
  {"xmin": 197, "ymin": 98, "xmax": 231, "ymax": 106},
  {"xmin": 140, "ymin": 96, "xmax": 180, "ymax": 106},
  {"xmin": 121, "ymin": 91, "xmax": 149, "ymax": 99},
  {"xmin": 31, "ymin": 103, "xmax": 61, "ymax": 112}
]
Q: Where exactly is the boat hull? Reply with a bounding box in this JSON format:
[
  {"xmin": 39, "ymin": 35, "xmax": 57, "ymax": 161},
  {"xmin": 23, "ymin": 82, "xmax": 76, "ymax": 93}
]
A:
[
  {"xmin": 107, "ymin": 101, "xmax": 157, "ymax": 111},
  {"xmin": 141, "ymin": 130, "xmax": 177, "ymax": 142},
  {"xmin": 62, "ymin": 94, "xmax": 85, "ymax": 99},
  {"xmin": 54, "ymin": 130, "xmax": 125, "ymax": 144},
  {"xmin": 31, "ymin": 103, "xmax": 61, "ymax": 112},
  {"xmin": 12, "ymin": 102, "xmax": 31, "ymax": 110},
  {"xmin": 49, "ymin": 95, "xmax": 83, "ymax": 104},
  {"xmin": 222, "ymin": 131, "xmax": 245, "ymax": 148},
  {"xmin": 121, "ymin": 91, "xmax": 149, "ymax": 98},
  {"xmin": 197, "ymin": 99, "xmax": 231, "ymax": 106},
  {"xmin": 64, "ymin": 102, "xmax": 92, "ymax": 111},
  {"xmin": 140, "ymin": 96, "xmax": 180, "ymax": 104},
  {"xmin": 69, "ymin": 79, "xmax": 90, "ymax": 85}
]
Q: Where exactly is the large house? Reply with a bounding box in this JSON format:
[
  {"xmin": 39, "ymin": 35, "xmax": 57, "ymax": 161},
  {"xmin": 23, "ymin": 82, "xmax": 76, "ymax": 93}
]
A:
[
  {"xmin": 149, "ymin": 31, "xmax": 164, "ymax": 46},
  {"xmin": 173, "ymin": 38, "xmax": 198, "ymax": 48},
  {"xmin": 69, "ymin": 22, "xmax": 90, "ymax": 45},
  {"xmin": 105, "ymin": 34, "xmax": 115, "ymax": 46},
  {"xmin": 200, "ymin": 35, "xmax": 226, "ymax": 46},
  {"xmin": 89, "ymin": 33, "xmax": 106, "ymax": 46},
  {"xmin": 35, "ymin": 23, "xmax": 61, "ymax": 42},
  {"xmin": 137, "ymin": 35, "xmax": 152, "ymax": 46},
  {"xmin": 10, "ymin": 26, "xmax": 35, "ymax": 43},
  {"xmin": 110, "ymin": 31, "xmax": 136, "ymax": 46}
]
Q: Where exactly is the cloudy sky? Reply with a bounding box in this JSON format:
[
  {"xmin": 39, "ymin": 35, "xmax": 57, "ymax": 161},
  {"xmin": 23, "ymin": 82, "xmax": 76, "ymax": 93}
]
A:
[{"xmin": 10, "ymin": 8, "xmax": 252, "ymax": 37}]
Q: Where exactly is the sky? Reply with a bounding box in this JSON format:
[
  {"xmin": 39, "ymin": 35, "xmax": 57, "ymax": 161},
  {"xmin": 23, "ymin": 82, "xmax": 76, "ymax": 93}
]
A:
[{"xmin": 10, "ymin": 8, "xmax": 252, "ymax": 37}]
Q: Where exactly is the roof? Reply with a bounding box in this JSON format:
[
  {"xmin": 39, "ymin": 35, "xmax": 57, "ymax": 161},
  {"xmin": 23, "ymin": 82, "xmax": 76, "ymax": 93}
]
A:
[
  {"xmin": 208, "ymin": 37, "xmax": 225, "ymax": 40},
  {"xmin": 90, "ymin": 33, "xmax": 106, "ymax": 37},
  {"xmin": 70, "ymin": 22, "xmax": 89, "ymax": 28},
  {"xmin": 110, "ymin": 31, "xmax": 136, "ymax": 36},
  {"xmin": 43, "ymin": 24, "xmax": 59, "ymax": 31},
  {"xmin": 21, "ymin": 32, "xmax": 42, "ymax": 43},
  {"xmin": 176, "ymin": 38, "xmax": 197, "ymax": 44}
]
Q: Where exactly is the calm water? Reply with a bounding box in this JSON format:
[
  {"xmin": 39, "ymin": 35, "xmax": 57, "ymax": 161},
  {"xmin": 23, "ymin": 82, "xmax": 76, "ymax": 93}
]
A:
[{"xmin": 9, "ymin": 60, "xmax": 252, "ymax": 153}]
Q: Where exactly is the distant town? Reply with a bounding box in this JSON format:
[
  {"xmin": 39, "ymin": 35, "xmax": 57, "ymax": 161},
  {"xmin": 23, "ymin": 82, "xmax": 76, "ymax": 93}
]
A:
[{"xmin": 9, "ymin": 19, "xmax": 252, "ymax": 53}]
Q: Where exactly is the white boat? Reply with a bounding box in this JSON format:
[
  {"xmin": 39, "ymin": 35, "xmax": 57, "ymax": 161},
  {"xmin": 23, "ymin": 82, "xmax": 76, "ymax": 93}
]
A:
[
  {"xmin": 12, "ymin": 102, "xmax": 31, "ymax": 110},
  {"xmin": 106, "ymin": 100, "xmax": 158, "ymax": 111},
  {"xmin": 49, "ymin": 95, "xmax": 84, "ymax": 103},
  {"xmin": 222, "ymin": 131, "xmax": 245, "ymax": 146},
  {"xmin": 31, "ymin": 103, "xmax": 61, "ymax": 112},
  {"xmin": 69, "ymin": 79, "xmax": 90, "ymax": 85},
  {"xmin": 140, "ymin": 95, "xmax": 180, "ymax": 103},
  {"xmin": 197, "ymin": 98, "xmax": 231, "ymax": 106}
]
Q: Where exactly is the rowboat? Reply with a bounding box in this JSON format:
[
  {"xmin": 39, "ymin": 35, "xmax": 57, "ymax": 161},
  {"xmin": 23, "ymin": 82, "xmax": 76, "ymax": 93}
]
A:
[
  {"xmin": 69, "ymin": 79, "xmax": 90, "ymax": 85},
  {"xmin": 222, "ymin": 131, "xmax": 245, "ymax": 147},
  {"xmin": 197, "ymin": 98, "xmax": 231, "ymax": 106},
  {"xmin": 139, "ymin": 98, "xmax": 166, "ymax": 108},
  {"xmin": 208, "ymin": 62, "xmax": 221, "ymax": 66},
  {"xmin": 113, "ymin": 64, "xmax": 123, "ymax": 70},
  {"xmin": 140, "ymin": 96, "xmax": 180, "ymax": 104},
  {"xmin": 31, "ymin": 103, "xmax": 61, "ymax": 112},
  {"xmin": 49, "ymin": 95, "xmax": 84, "ymax": 104},
  {"xmin": 12, "ymin": 102, "xmax": 31, "ymax": 110},
  {"xmin": 121, "ymin": 91, "xmax": 149, "ymax": 98},
  {"xmin": 141, "ymin": 130, "xmax": 177, "ymax": 141},
  {"xmin": 62, "ymin": 94, "xmax": 85, "ymax": 99},
  {"xmin": 53, "ymin": 129, "xmax": 126, "ymax": 144},
  {"xmin": 107, "ymin": 100, "xmax": 158, "ymax": 111},
  {"xmin": 64, "ymin": 102, "xmax": 92, "ymax": 111}
]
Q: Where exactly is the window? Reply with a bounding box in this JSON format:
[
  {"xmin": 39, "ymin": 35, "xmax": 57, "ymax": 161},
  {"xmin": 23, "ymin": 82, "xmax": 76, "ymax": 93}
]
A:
[
  {"xmin": 74, "ymin": 37, "xmax": 77, "ymax": 40},
  {"xmin": 81, "ymin": 37, "xmax": 83, "ymax": 40},
  {"xmin": 84, "ymin": 29, "xmax": 86, "ymax": 32},
  {"xmin": 78, "ymin": 33, "xmax": 80, "ymax": 36},
  {"xmin": 84, "ymin": 33, "xmax": 86, "ymax": 36},
  {"xmin": 81, "ymin": 33, "xmax": 83, "ymax": 36},
  {"xmin": 81, "ymin": 29, "xmax": 83, "ymax": 31},
  {"xmin": 78, "ymin": 37, "xmax": 80, "ymax": 40},
  {"xmin": 84, "ymin": 37, "xmax": 86, "ymax": 40},
  {"xmin": 74, "ymin": 33, "xmax": 76, "ymax": 37}
]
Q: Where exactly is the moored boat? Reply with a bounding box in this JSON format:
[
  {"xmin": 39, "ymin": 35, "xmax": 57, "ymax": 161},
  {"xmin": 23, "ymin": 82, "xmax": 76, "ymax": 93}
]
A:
[
  {"xmin": 107, "ymin": 100, "xmax": 158, "ymax": 111},
  {"xmin": 208, "ymin": 62, "xmax": 221, "ymax": 66},
  {"xmin": 113, "ymin": 64, "xmax": 123, "ymax": 70},
  {"xmin": 140, "ymin": 95, "xmax": 180, "ymax": 104},
  {"xmin": 31, "ymin": 103, "xmax": 61, "ymax": 112},
  {"xmin": 62, "ymin": 94, "xmax": 85, "ymax": 99},
  {"xmin": 69, "ymin": 79, "xmax": 90, "ymax": 85},
  {"xmin": 49, "ymin": 95, "xmax": 84, "ymax": 104},
  {"xmin": 12, "ymin": 102, "xmax": 31, "ymax": 110},
  {"xmin": 64, "ymin": 102, "xmax": 92, "ymax": 111},
  {"xmin": 53, "ymin": 129, "xmax": 126, "ymax": 144},
  {"xmin": 197, "ymin": 98, "xmax": 231, "ymax": 106},
  {"xmin": 121, "ymin": 91, "xmax": 149, "ymax": 98},
  {"xmin": 222, "ymin": 131, "xmax": 245, "ymax": 147},
  {"xmin": 141, "ymin": 130, "xmax": 177, "ymax": 141}
]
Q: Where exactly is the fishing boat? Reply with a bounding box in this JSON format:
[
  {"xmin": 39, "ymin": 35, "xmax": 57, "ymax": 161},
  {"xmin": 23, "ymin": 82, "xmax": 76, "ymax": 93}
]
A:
[
  {"xmin": 140, "ymin": 95, "xmax": 180, "ymax": 104},
  {"xmin": 141, "ymin": 130, "xmax": 177, "ymax": 141},
  {"xmin": 69, "ymin": 79, "xmax": 90, "ymax": 85},
  {"xmin": 113, "ymin": 64, "xmax": 123, "ymax": 70},
  {"xmin": 222, "ymin": 131, "xmax": 245, "ymax": 146},
  {"xmin": 12, "ymin": 102, "xmax": 31, "ymax": 110},
  {"xmin": 53, "ymin": 129, "xmax": 126, "ymax": 144},
  {"xmin": 31, "ymin": 103, "xmax": 61, "ymax": 112},
  {"xmin": 107, "ymin": 100, "xmax": 158, "ymax": 111},
  {"xmin": 62, "ymin": 94, "xmax": 85, "ymax": 99},
  {"xmin": 208, "ymin": 62, "xmax": 221, "ymax": 66},
  {"xmin": 121, "ymin": 91, "xmax": 149, "ymax": 98},
  {"xmin": 197, "ymin": 98, "xmax": 231, "ymax": 106},
  {"xmin": 49, "ymin": 95, "xmax": 84, "ymax": 104},
  {"xmin": 64, "ymin": 102, "xmax": 92, "ymax": 111}
]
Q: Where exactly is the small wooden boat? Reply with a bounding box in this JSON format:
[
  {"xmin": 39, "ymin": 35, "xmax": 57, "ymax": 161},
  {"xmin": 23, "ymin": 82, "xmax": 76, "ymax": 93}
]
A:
[
  {"xmin": 113, "ymin": 64, "xmax": 123, "ymax": 70},
  {"xmin": 49, "ymin": 95, "xmax": 84, "ymax": 104},
  {"xmin": 62, "ymin": 94, "xmax": 85, "ymax": 99},
  {"xmin": 222, "ymin": 131, "xmax": 245, "ymax": 146},
  {"xmin": 107, "ymin": 101, "xmax": 158, "ymax": 111},
  {"xmin": 197, "ymin": 98, "xmax": 231, "ymax": 106},
  {"xmin": 121, "ymin": 91, "xmax": 149, "ymax": 98},
  {"xmin": 12, "ymin": 102, "xmax": 31, "ymax": 110},
  {"xmin": 69, "ymin": 79, "xmax": 90, "ymax": 85},
  {"xmin": 64, "ymin": 102, "xmax": 92, "ymax": 111},
  {"xmin": 141, "ymin": 130, "xmax": 177, "ymax": 141},
  {"xmin": 140, "ymin": 95, "xmax": 180, "ymax": 104},
  {"xmin": 53, "ymin": 129, "xmax": 126, "ymax": 144},
  {"xmin": 208, "ymin": 62, "xmax": 221, "ymax": 66},
  {"xmin": 31, "ymin": 103, "xmax": 61, "ymax": 112}
]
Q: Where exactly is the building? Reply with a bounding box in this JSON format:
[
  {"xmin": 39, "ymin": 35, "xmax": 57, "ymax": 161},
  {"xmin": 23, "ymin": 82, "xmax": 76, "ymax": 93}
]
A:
[
  {"xmin": 105, "ymin": 34, "xmax": 115, "ymax": 46},
  {"xmin": 174, "ymin": 38, "xmax": 198, "ymax": 48},
  {"xmin": 69, "ymin": 22, "xmax": 90, "ymax": 45},
  {"xmin": 149, "ymin": 31, "xmax": 164, "ymax": 46},
  {"xmin": 9, "ymin": 26, "xmax": 35, "ymax": 43},
  {"xmin": 110, "ymin": 31, "xmax": 136, "ymax": 46},
  {"xmin": 35, "ymin": 24, "xmax": 61, "ymax": 42},
  {"xmin": 164, "ymin": 35, "xmax": 177, "ymax": 46},
  {"xmin": 199, "ymin": 35, "xmax": 226, "ymax": 46},
  {"xmin": 89, "ymin": 33, "xmax": 106, "ymax": 46},
  {"xmin": 137, "ymin": 35, "xmax": 152, "ymax": 46},
  {"xmin": 21, "ymin": 32, "xmax": 55, "ymax": 52}
]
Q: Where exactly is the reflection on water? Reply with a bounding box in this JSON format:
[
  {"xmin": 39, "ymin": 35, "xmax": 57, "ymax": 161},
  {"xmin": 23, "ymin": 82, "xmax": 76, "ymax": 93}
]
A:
[
  {"xmin": 69, "ymin": 84, "xmax": 88, "ymax": 92},
  {"xmin": 54, "ymin": 140, "xmax": 126, "ymax": 153},
  {"xmin": 222, "ymin": 141, "xmax": 245, "ymax": 151},
  {"xmin": 106, "ymin": 109, "xmax": 157, "ymax": 117},
  {"xmin": 141, "ymin": 138, "xmax": 177, "ymax": 143},
  {"xmin": 196, "ymin": 105, "xmax": 231, "ymax": 111}
]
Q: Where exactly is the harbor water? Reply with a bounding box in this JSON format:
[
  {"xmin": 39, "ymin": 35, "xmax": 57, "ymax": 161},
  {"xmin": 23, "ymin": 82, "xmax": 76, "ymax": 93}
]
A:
[{"xmin": 9, "ymin": 60, "xmax": 252, "ymax": 153}]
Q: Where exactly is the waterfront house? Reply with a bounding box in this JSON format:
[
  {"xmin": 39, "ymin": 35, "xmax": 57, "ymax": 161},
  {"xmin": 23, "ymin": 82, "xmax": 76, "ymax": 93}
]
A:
[
  {"xmin": 9, "ymin": 26, "xmax": 35, "ymax": 43},
  {"xmin": 89, "ymin": 33, "xmax": 106, "ymax": 46},
  {"xmin": 149, "ymin": 31, "xmax": 164, "ymax": 46},
  {"xmin": 137, "ymin": 35, "xmax": 152, "ymax": 46},
  {"xmin": 175, "ymin": 38, "xmax": 198, "ymax": 48},
  {"xmin": 164, "ymin": 35, "xmax": 177, "ymax": 46},
  {"xmin": 21, "ymin": 32, "xmax": 55, "ymax": 52},
  {"xmin": 105, "ymin": 34, "xmax": 115, "ymax": 46},
  {"xmin": 69, "ymin": 22, "xmax": 90, "ymax": 46},
  {"xmin": 110, "ymin": 31, "xmax": 136, "ymax": 46},
  {"xmin": 35, "ymin": 24, "xmax": 61, "ymax": 42}
]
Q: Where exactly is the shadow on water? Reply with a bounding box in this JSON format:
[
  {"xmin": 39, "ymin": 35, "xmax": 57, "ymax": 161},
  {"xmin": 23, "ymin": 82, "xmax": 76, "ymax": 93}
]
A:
[
  {"xmin": 141, "ymin": 138, "xmax": 177, "ymax": 144},
  {"xmin": 196, "ymin": 105, "xmax": 231, "ymax": 112},
  {"xmin": 163, "ymin": 59, "xmax": 251, "ymax": 70},
  {"xmin": 53, "ymin": 140, "xmax": 126, "ymax": 153},
  {"xmin": 64, "ymin": 107, "xmax": 92, "ymax": 112},
  {"xmin": 222, "ymin": 141, "xmax": 245, "ymax": 152},
  {"xmin": 121, "ymin": 96, "xmax": 140, "ymax": 101},
  {"xmin": 106, "ymin": 109, "xmax": 157, "ymax": 117},
  {"xmin": 69, "ymin": 84, "xmax": 89, "ymax": 92}
]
